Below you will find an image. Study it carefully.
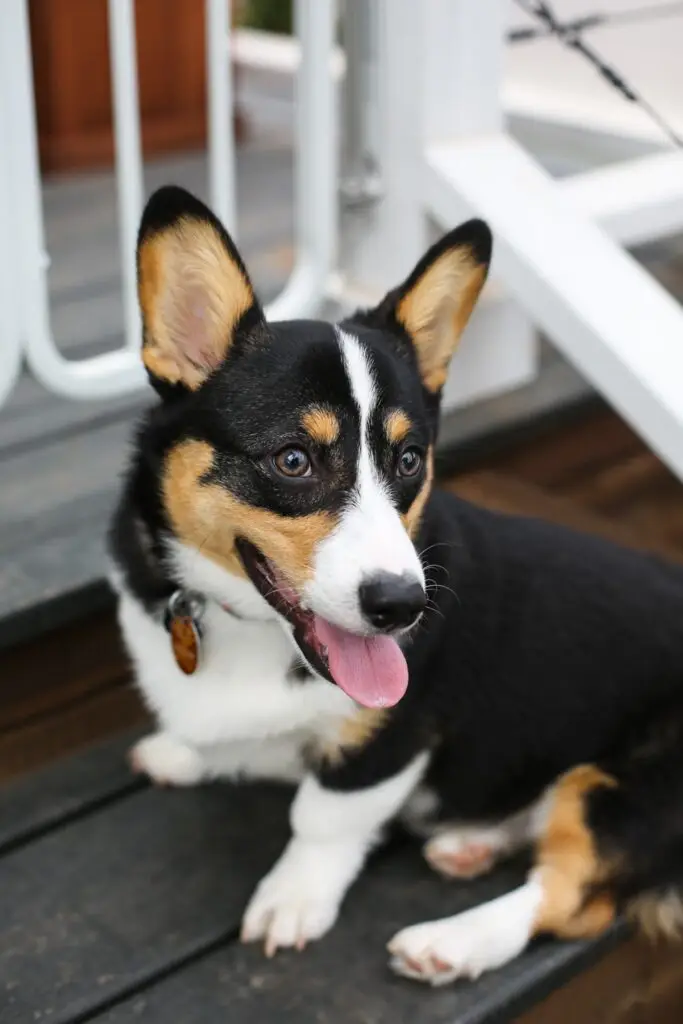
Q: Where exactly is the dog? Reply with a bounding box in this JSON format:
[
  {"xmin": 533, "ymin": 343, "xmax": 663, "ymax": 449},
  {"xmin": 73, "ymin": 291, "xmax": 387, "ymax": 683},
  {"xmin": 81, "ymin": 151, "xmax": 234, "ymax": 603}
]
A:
[{"xmin": 109, "ymin": 184, "xmax": 683, "ymax": 986}]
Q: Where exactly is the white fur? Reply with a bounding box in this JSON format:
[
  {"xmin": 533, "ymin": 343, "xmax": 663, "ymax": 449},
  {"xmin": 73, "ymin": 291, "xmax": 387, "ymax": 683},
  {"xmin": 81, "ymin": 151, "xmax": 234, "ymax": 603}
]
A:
[
  {"xmin": 130, "ymin": 731, "xmax": 306, "ymax": 786},
  {"xmin": 131, "ymin": 733, "xmax": 206, "ymax": 786},
  {"xmin": 115, "ymin": 544, "xmax": 357, "ymax": 776},
  {"xmin": 388, "ymin": 875, "xmax": 543, "ymax": 986},
  {"xmin": 242, "ymin": 753, "xmax": 429, "ymax": 954},
  {"xmin": 303, "ymin": 328, "xmax": 425, "ymax": 633}
]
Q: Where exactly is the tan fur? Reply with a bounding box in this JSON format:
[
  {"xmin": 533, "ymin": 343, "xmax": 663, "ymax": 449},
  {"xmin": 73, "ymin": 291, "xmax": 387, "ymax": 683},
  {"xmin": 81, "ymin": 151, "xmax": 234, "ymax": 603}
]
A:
[
  {"xmin": 533, "ymin": 765, "xmax": 618, "ymax": 938},
  {"xmin": 301, "ymin": 407, "xmax": 340, "ymax": 446},
  {"xmin": 385, "ymin": 409, "xmax": 413, "ymax": 445},
  {"xmin": 397, "ymin": 251, "xmax": 487, "ymax": 392},
  {"xmin": 630, "ymin": 891, "xmax": 683, "ymax": 941},
  {"xmin": 317, "ymin": 708, "xmax": 389, "ymax": 766},
  {"xmin": 138, "ymin": 218, "xmax": 253, "ymax": 389},
  {"xmin": 163, "ymin": 440, "xmax": 336, "ymax": 587},
  {"xmin": 402, "ymin": 447, "xmax": 434, "ymax": 539},
  {"xmin": 551, "ymin": 893, "xmax": 616, "ymax": 939}
]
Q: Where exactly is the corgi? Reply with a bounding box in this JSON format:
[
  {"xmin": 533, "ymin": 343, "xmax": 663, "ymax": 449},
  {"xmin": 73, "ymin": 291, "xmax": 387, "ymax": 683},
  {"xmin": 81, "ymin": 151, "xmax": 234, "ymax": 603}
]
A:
[{"xmin": 109, "ymin": 185, "xmax": 683, "ymax": 986}]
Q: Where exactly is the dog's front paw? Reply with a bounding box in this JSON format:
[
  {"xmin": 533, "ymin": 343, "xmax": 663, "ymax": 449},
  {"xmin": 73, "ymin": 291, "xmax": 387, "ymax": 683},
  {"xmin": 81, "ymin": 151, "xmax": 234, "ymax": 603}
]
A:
[
  {"xmin": 129, "ymin": 732, "xmax": 205, "ymax": 786},
  {"xmin": 388, "ymin": 881, "xmax": 540, "ymax": 986},
  {"xmin": 241, "ymin": 837, "xmax": 354, "ymax": 957}
]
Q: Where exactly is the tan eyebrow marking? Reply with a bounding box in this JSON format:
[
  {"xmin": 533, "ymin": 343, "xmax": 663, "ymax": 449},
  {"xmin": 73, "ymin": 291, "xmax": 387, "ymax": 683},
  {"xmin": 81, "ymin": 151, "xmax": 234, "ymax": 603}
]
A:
[
  {"xmin": 301, "ymin": 406, "xmax": 340, "ymax": 445},
  {"xmin": 385, "ymin": 409, "xmax": 413, "ymax": 445}
]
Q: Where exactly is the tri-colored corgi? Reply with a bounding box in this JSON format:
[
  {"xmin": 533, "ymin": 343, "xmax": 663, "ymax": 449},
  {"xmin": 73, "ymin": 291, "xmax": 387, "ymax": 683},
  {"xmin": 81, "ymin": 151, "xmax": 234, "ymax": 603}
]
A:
[{"xmin": 109, "ymin": 185, "xmax": 683, "ymax": 985}]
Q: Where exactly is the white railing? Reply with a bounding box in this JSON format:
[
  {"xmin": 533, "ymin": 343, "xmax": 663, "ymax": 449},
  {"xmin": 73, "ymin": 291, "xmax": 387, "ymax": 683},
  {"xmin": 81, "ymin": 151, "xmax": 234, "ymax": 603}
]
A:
[
  {"xmin": 0, "ymin": 0, "xmax": 337, "ymax": 403},
  {"xmin": 338, "ymin": 0, "xmax": 683, "ymax": 479},
  {"xmin": 2, "ymin": 0, "xmax": 146, "ymax": 401},
  {"xmin": 1, "ymin": 0, "xmax": 683, "ymax": 482}
]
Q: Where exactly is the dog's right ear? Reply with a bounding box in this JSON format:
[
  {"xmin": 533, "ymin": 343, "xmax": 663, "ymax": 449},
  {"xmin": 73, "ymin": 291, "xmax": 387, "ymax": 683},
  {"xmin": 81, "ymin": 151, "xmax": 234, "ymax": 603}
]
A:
[
  {"xmin": 355, "ymin": 220, "xmax": 492, "ymax": 394},
  {"xmin": 137, "ymin": 186, "xmax": 263, "ymax": 392}
]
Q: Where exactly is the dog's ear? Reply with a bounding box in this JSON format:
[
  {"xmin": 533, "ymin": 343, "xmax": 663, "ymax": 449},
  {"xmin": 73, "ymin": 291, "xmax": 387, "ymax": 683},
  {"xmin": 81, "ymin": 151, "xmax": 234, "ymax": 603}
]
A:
[
  {"xmin": 137, "ymin": 186, "xmax": 262, "ymax": 392},
  {"xmin": 360, "ymin": 220, "xmax": 492, "ymax": 393}
]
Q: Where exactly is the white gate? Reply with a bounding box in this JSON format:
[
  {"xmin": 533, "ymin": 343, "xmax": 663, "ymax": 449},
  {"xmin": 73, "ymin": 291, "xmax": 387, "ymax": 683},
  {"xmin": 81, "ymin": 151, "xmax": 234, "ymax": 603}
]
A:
[{"xmin": 0, "ymin": 0, "xmax": 337, "ymax": 402}]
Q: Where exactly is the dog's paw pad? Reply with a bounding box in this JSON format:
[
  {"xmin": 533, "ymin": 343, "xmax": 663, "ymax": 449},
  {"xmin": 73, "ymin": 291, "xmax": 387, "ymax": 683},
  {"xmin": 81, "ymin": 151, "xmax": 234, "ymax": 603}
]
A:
[
  {"xmin": 423, "ymin": 834, "xmax": 496, "ymax": 879},
  {"xmin": 388, "ymin": 882, "xmax": 540, "ymax": 985},
  {"xmin": 129, "ymin": 734, "xmax": 205, "ymax": 786},
  {"xmin": 388, "ymin": 917, "xmax": 494, "ymax": 986}
]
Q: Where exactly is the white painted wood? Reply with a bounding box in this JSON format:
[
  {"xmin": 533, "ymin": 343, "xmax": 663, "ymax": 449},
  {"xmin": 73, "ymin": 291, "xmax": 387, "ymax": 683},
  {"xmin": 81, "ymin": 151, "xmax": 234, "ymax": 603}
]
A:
[
  {"xmin": 423, "ymin": 0, "xmax": 538, "ymax": 411},
  {"xmin": 4, "ymin": 0, "xmax": 144, "ymax": 401},
  {"xmin": 341, "ymin": 0, "xmax": 426, "ymax": 291},
  {"xmin": 0, "ymin": 13, "xmax": 24, "ymax": 406},
  {"xmin": 560, "ymin": 149, "xmax": 683, "ymax": 247},
  {"xmin": 206, "ymin": 0, "xmax": 237, "ymax": 234},
  {"xmin": 107, "ymin": 0, "xmax": 144, "ymax": 353},
  {"xmin": 424, "ymin": 0, "xmax": 505, "ymax": 139},
  {"xmin": 341, "ymin": 0, "xmax": 537, "ymax": 413},
  {"xmin": 426, "ymin": 133, "xmax": 683, "ymax": 479},
  {"xmin": 265, "ymin": 0, "xmax": 339, "ymax": 322}
]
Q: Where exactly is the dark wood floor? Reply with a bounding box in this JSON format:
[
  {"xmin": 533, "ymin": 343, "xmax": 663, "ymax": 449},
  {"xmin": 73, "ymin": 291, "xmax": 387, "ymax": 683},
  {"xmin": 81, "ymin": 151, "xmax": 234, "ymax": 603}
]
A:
[{"xmin": 4, "ymin": 403, "xmax": 683, "ymax": 785}]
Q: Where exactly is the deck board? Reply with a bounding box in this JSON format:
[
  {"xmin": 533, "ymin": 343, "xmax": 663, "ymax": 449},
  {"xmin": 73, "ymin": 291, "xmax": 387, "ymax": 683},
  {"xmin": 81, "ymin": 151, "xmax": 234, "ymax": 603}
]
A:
[
  {"xmin": 0, "ymin": 730, "xmax": 140, "ymax": 856},
  {"xmin": 95, "ymin": 850, "xmax": 621, "ymax": 1024},
  {"xmin": 0, "ymin": 747, "xmax": 624, "ymax": 1024},
  {"xmin": 0, "ymin": 780, "xmax": 292, "ymax": 1024}
]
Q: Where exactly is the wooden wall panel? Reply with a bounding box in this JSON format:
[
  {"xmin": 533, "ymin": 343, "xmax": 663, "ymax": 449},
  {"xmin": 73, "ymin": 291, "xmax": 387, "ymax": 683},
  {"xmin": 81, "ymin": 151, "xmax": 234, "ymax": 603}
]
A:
[{"xmin": 29, "ymin": 0, "xmax": 234, "ymax": 174}]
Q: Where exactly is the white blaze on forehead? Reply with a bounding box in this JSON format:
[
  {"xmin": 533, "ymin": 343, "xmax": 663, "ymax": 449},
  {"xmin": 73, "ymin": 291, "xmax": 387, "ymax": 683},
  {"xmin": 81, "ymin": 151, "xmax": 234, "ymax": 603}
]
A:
[
  {"xmin": 337, "ymin": 326, "xmax": 382, "ymax": 515},
  {"xmin": 301, "ymin": 328, "xmax": 424, "ymax": 633}
]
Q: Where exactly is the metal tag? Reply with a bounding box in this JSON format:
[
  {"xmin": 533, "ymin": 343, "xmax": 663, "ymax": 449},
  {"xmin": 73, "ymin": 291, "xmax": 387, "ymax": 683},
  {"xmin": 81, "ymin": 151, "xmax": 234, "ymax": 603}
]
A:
[{"xmin": 165, "ymin": 591, "xmax": 205, "ymax": 676}]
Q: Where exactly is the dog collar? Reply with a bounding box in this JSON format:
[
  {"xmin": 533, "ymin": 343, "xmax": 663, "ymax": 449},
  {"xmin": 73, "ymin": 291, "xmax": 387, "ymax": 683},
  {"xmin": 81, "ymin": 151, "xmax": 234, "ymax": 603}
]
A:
[{"xmin": 164, "ymin": 588, "xmax": 242, "ymax": 676}]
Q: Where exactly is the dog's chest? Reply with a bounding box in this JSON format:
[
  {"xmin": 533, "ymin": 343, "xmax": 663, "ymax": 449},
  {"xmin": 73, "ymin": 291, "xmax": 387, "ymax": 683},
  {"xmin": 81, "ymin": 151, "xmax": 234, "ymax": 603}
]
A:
[{"xmin": 119, "ymin": 593, "xmax": 355, "ymax": 746}]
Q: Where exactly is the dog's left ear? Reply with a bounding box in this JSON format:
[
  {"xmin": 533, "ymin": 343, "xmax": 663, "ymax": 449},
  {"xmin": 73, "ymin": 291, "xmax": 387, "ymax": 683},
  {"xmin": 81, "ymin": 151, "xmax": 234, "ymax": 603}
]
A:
[
  {"xmin": 137, "ymin": 185, "xmax": 263, "ymax": 392},
  {"xmin": 361, "ymin": 220, "xmax": 492, "ymax": 393}
]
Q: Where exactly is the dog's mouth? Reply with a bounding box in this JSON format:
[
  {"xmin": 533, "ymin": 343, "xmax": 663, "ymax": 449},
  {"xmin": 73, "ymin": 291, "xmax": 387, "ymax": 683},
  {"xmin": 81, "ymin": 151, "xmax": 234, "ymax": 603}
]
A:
[{"xmin": 236, "ymin": 539, "xmax": 409, "ymax": 709}]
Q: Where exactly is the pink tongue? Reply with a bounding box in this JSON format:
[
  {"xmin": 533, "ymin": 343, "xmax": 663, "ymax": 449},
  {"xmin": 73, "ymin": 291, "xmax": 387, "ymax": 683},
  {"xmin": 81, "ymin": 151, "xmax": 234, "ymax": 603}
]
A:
[{"xmin": 313, "ymin": 617, "xmax": 409, "ymax": 708}]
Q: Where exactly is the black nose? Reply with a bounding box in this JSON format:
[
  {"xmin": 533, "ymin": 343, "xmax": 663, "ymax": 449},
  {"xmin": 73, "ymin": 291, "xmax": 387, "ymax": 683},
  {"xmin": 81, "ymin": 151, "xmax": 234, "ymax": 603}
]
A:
[{"xmin": 359, "ymin": 572, "xmax": 426, "ymax": 632}]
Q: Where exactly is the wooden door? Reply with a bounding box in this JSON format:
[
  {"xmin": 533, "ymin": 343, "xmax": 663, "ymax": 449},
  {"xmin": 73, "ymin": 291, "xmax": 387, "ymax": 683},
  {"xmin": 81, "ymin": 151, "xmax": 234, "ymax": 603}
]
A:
[{"xmin": 29, "ymin": 0, "xmax": 232, "ymax": 174}]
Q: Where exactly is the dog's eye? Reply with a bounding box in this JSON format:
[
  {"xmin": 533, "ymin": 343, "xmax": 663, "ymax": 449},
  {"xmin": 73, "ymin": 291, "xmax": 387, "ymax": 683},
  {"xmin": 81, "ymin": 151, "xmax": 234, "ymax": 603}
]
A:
[
  {"xmin": 397, "ymin": 446, "xmax": 423, "ymax": 479},
  {"xmin": 273, "ymin": 446, "xmax": 312, "ymax": 478}
]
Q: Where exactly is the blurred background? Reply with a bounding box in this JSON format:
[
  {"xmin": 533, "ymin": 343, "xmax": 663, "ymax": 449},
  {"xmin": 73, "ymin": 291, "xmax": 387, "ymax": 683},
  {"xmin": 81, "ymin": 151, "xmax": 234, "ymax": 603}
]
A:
[{"xmin": 2, "ymin": 0, "xmax": 683, "ymax": 779}]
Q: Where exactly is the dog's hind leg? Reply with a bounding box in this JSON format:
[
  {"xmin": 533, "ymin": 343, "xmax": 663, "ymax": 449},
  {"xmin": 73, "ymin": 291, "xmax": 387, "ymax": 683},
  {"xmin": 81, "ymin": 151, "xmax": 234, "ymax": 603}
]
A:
[
  {"xmin": 389, "ymin": 736, "xmax": 683, "ymax": 986},
  {"xmin": 422, "ymin": 797, "xmax": 548, "ymax": 880}
]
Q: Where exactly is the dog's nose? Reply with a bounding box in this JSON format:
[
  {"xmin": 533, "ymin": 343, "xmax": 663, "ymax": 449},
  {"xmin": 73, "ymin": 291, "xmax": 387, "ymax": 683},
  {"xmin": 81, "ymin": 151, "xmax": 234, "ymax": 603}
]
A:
[{"xmin": 359, "ymin": 572, "xmax": 426, "ymax": 632}]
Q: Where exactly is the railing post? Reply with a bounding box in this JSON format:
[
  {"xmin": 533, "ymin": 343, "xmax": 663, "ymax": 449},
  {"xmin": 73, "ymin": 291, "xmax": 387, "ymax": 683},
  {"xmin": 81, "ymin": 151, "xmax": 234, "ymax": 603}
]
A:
[
  {"xmin": 0, "ymin": 3, "xmax": 24, "ymax": 406},
  {"xmin": 266, "ymin": 0, "xmax": 338, "ymax": 321},
  {"xmin": 108, "ymin": 0, "xmax": 145, "ymax": 352},
  {"xmin": 423, "ymin": 0, "xmax": 539, "ymax": 410},
  {"xmin": 341, "ymin": 0, "xmax": 426, "ymax": 295},
  {"xmin": 206, "ymin": 0, "xmax": 237, "ymax": 234},
  {"xmin": 8, "ymin": 0, "xmax": 145, "ymax": 400},
  {"xmin": 424, "ymin": 0, "xmax": 505, "ymax": 140}
]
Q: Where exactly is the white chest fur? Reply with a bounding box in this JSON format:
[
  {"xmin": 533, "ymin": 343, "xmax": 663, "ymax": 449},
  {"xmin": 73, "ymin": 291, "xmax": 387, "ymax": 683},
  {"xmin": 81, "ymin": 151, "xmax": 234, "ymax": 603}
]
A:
[{"xmin": 117, "ymin": 590, "xmax": 355, "ymax": 750}]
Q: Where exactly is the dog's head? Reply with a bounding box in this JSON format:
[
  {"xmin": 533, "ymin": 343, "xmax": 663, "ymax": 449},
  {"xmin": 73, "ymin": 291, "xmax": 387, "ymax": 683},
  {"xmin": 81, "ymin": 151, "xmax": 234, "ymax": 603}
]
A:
[{"xmin": 137, "ymin": 186, "xmax": 491, "ymax": 707}]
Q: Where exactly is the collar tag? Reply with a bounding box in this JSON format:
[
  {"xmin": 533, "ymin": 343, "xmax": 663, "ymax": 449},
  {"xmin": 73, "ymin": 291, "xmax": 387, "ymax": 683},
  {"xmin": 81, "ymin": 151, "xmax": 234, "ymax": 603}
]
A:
[{"xmin": 165, "ymin": 590, "xmax": 206, "ymax": 675}]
